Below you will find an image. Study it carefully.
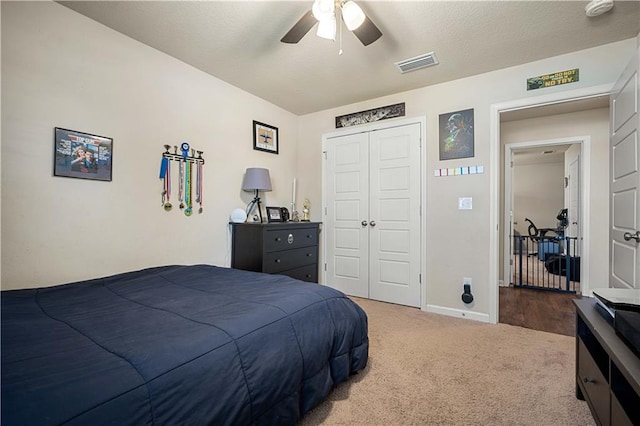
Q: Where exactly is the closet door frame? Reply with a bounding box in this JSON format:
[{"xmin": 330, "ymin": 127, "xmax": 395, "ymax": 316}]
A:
[{"xmin": 321, "ymin": 116, "xmax": 427, "ymax": 309}]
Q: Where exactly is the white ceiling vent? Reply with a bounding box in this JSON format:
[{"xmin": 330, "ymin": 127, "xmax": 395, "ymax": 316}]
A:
[{"xmin": 395, "ymin": 52, "xmax": 439, "ymax": 74}]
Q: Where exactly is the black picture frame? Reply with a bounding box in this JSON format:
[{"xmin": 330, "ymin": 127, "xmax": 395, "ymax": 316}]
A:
[
  {"xmin": 266, "ymin": 206, "xmax": 283, "ymax": 223},
  {"xmin": 53, "ymin": 127, "xmax": 113, "ymax": 181},
  {"xmin": 335, "ymin": 103, "xmax": 405, "ymax": 128},
  {"xmin": 438, "ymin": 108, "xmax": 474, "ymax": 161},
  {"xmin": 253, "ymin": 121, "xmax": 279, "ymax": 154}
]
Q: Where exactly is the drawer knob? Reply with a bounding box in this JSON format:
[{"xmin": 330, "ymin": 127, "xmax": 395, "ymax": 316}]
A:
[
  {"xmin": 583, "ymin": 377, "xmax": 595, "ymax": 384},
  {"xmin": 307, "ymin": 253, "xmax": 312, "ymax": 257},
  {"xmin": 275, "ymin": 237, "xmax": 282, "ymax": 242},
  {"xmin": 306, "ymin": 274, "xmax": 311, "ymax": 278},
  {"xmin": 275, "ymin": 259, "xmax": 281, "ymax": 263},
  {"xmin": 287, "ymin": 234, "xmax": 294, "ymax": 244},
  {"xmin": 307, "ymin": 234, "xmax": 312, "ymax": 238}
]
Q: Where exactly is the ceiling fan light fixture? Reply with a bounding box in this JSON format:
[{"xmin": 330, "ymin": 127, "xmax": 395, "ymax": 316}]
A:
[
  {"xmin": 341, "ymin": 1, "xmax": 365, "ymax": 31},
  {"xmin": 312, "ymin": 0, "xmax": 335, "ymax": 21},
  {"xmin": 316, "ymin": 15, "xmax": 337, "ymax": 40}
]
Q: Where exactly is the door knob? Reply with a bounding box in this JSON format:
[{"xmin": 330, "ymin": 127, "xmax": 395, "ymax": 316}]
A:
[
  {"xmin": 623, "ymin": 231, "xmax": 640, "ymax": 242},
  {"xmin": 369, "ymin": 221, "xmax": 376, "ymax": 227},
  {"xmin": 361, "ymin": 220, "xmax": 368, "ymax": 226}
]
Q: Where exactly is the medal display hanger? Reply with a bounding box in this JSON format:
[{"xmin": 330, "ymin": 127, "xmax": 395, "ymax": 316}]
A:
[
  {"xmin": 162, "ymin": 142, "xmax": 205, "ymax": 164},
  {"xmin": 159, "ymin": 143, "xmax": 205, "ymax": 216}
]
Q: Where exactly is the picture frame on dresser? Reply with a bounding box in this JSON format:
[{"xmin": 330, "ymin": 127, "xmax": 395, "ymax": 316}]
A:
[{"xmin": 266, "ymin": 206, "xmax": 283, "ymax": 223}]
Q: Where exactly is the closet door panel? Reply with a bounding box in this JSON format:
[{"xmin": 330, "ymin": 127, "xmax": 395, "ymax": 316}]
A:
[
  {"xmin": 325, "ymin": 133, "xmax": 370, "ymax": 298},
  {"xmin": 369, "ymin": 124, "xmax": 421, "ymax": 307}
]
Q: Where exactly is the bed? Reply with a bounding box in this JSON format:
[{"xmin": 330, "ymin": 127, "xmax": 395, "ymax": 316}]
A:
[{"xmin": 1, "ymin": 265, "xmax": 369, "ymax": 425}]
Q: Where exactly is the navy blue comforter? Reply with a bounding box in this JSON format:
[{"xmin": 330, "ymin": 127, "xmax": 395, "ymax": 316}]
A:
[{"xmin": 1, "ymin": 265, "xmax": 368, "ymax": 425}]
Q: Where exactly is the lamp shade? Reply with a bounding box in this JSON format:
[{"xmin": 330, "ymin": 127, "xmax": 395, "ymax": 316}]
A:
[
  {"xmin": 312, "ymin": 0, "xmax": 335, "ymax": 21},
  {"xmin": 316, "ymin": 15, "xmax": 336, "ymax": 40},
  {"xmin": 242, "ymin": 168, "xmax": 272, "ymax": 192},
  {"xmin": 341, "ymin": 1, "xmax": 365, "ymax": 31}
]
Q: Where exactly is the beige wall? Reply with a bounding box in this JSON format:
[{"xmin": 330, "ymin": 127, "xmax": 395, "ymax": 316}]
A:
[
  {"xmin": 512, "ymin": 161, "xmax": 565, "ymax": 234},
  {"xmin": 299, "ymin": 41, "xmax": 635, "ymax": 319},
  {"xmin": 1, "ymin": 2, "xmax": 298, "ymax": 289},
  {"xmin": 1, "ymin": 1, "xmax": 636, "ymax": 319}
]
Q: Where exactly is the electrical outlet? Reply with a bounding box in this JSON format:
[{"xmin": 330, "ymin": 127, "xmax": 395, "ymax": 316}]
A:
[{"xmin": 463, "ymin": 277, "xmax": 472, "ymax": 286}]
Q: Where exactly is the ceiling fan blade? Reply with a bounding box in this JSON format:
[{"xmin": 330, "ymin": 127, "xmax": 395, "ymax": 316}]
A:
[
  {"xmin": 281, "ymin": 10, "xmax": 316, "ymax": 44},
  {"xmin": 352, "ymin": 15, "xmax": 382, "ymax": 46}
]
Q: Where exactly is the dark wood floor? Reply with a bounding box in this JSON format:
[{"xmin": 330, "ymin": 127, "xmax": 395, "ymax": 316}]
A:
[{"xmin": 499, "ymin": 286, "xmax": 581, "ymax": 336}]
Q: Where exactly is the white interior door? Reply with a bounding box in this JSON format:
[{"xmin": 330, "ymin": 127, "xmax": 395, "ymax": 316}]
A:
[
  {"xmin": 324, "ymin": 132, "xmax": 370, "ymax": 297},
  {"xmin": 369, "ymin": 124, "xmax": 422, "ymax": 307},
  {"xmin": 568, "ymin": 155, "xmax": 580, "ymax": 255},
  {"xmin": 504, "ymin": 147, "xmax": 515, "ymax": 285},
  {"xmin": 610, "ymin": 48, "xmax": 640, "ymax": 290}
]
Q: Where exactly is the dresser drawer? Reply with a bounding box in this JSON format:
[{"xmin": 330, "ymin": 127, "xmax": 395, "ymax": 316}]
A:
[
  {"xmin": 264, "ymin": 227, "xmax": 318, "ymax": 252},
  {"xmin": 280, "ymin": 264, "xmax": 318, "ymax": 283},
  {"xmin": 578, "ymin": 338, "xmax": 610, "ymax": 426},
  {"xmin": 263, "ymin": 246, "xmax": 317, "ymax": 273}
]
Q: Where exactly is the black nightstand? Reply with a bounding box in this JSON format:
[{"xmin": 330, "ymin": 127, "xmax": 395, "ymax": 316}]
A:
[{"xmin": 230, "ymin": 222, "xmax": 321, "ymax": 283}]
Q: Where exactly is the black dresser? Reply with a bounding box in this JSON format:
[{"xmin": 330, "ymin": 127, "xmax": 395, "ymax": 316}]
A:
[{"xmin": 230, "ymin": 222, "xmax": 321, "ymax": 283}]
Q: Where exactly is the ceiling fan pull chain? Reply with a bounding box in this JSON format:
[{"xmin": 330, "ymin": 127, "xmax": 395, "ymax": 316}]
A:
[{"xmin": 338, "ymin": 6, "xmax": 343, "ymax": 55}]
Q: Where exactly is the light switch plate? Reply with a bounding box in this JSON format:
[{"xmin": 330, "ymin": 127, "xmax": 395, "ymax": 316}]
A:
[{"xmin": 458, "ymin": 197, "xmax": 473, "ymax": 210}]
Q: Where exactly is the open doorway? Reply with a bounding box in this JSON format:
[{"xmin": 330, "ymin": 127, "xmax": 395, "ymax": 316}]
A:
[
  {"xmin": 506, "ymin": 141, "xmax": 581, "ymax": 294},
  {"xmin": 495, "ymin": 95, "xmax": 610, "ymax": 335}
]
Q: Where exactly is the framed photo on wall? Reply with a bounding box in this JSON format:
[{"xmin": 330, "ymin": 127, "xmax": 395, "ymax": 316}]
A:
[
  {"xmin": 253, "ymin": 121, "xmax": 279, "ymax": 154},
  {"xmin": 438, "ymin": 108, "xmax": 474, "ymax": 161},
  {"xmin": 53, "ymin": 127, "xmax": 113, "ymax": 181}
]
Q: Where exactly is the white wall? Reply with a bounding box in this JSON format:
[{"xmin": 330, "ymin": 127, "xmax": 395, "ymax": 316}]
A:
[
  {"xmin": 299, "ymin": 40, "xmax": 636, "ymax": 319},
  {"xmin": 1, "ymin": 2, "xmax": 298, "ymax": 289},
  {"xmin": 512, "ymin": 162, "xmax": 565, "ymax": 233}
]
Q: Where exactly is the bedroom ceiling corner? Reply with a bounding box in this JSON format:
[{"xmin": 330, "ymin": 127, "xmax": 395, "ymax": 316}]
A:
[{"xmin": 58, "ymin": 1, "xmax": 640, "ymax": 115}]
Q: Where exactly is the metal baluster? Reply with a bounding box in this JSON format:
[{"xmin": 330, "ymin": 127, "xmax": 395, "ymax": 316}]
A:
[{"xmin": 565, "ymin": 237, "xmax": 571, "ymax": 292}]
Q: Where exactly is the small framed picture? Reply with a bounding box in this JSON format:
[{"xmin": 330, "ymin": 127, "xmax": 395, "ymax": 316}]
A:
[
  {"xmin": 53, "ymin": 127, "xmax": 113, "ymax": 181},
  {"xmin": 266, "ymin": 206, "xmax": 283, "ymax": 223},
  {"xmin": 253, "ymin": 121, "xmax": 279, "ymax": 154}
]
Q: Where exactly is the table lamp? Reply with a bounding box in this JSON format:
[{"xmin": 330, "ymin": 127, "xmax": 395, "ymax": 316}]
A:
[{"xmin": 242, "ymin": 168, "xmax": 272, "ymax": 223}]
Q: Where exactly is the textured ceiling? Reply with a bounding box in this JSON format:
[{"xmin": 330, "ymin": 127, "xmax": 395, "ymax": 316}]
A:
[{"xmin": 59, "ymin": 1, "xmax": 640, "ymax": 115}]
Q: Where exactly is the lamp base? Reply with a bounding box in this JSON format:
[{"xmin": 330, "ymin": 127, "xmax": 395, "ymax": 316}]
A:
[{"xmin": 246, "ymin": 191, "xmax": 264, "ymax": 223}]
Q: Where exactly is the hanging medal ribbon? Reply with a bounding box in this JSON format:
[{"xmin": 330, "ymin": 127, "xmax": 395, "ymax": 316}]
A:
[
  {"xmin": 178, "ymin": 159, "xmax": 185, "ymax": 210},
  {"xmin": 164, "ymin": 159, "xmax": 172, "ymax": 211},
  {"xmin": 197, "ymin": 160, "xmax": 203, "ymax": 214},
  {"xmin": 184, "ymin": 159, "xmax": 192, "ymax": 216},
  {"xmin": 159, "ymin": 157, "xmax": 169, "ymax": 207}
]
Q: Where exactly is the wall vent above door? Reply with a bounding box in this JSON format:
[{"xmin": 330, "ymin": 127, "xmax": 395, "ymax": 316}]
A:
[{"xmin": 394, "ymin": 52, "xmax": 439, "ymax": 74}]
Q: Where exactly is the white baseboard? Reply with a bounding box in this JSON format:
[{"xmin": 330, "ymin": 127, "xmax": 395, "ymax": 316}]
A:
[{"xmin": 423, "ymin": 304, "xmax": 491, "ymax": 323}]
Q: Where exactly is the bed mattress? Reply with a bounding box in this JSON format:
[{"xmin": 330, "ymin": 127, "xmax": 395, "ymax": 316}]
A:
[{"xmin": 1, "ymin": 265, "xmax": 368, "ymax": 425}]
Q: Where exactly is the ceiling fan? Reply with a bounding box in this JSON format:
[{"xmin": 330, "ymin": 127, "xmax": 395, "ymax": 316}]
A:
[{"xmin": 281, "ymin": 0, "xmax": 382, "ymax": 46}]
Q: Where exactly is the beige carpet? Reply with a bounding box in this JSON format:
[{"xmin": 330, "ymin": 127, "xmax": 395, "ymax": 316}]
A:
[{"xmin": 299, "ymin": 297, "xmax": 594, "ymax": 425}]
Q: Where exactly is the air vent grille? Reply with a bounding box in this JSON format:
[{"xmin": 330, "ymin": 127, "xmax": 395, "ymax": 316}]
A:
[{"xmin": 395, "ymin": 52, "xmax": 439, "ymax": 74}]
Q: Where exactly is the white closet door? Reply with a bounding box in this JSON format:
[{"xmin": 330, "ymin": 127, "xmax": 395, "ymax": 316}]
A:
[
  {"xmin": 324, "ymin": 132, "xmax": 370, "ymax": 297},
  {"xmin": 369, "ymin": 124, "xmax": 421, "ymax": 307}
]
